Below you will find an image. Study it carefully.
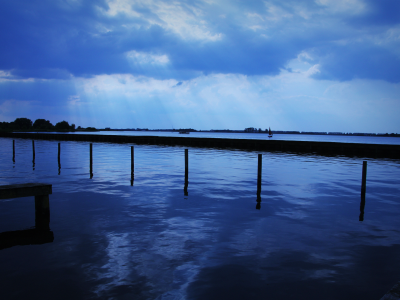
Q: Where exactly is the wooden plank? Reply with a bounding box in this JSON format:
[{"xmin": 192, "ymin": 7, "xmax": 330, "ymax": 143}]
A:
[{"xmin": 0, "ymin": 183, "xmax": 52, "ymax": 200}]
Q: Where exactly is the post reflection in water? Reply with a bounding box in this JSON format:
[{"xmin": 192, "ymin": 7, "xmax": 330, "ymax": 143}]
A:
[
  {"xmin": 0, "ymin": 228, "xmax": 54, "ymax": 250},
  {"xmin": 35, "ymin": 195, "xmax": 50, "ymax": 231},
  {"xmin": 256, "ymin": 196, "xmax": 261, "ymax": 210},
  {"xmin": 359, "ymin": 193, "xmax": 366, "ymax": 221},
  {"xmin": 32, "ymin": 140, "xmax": 35, "ymax": 161}
]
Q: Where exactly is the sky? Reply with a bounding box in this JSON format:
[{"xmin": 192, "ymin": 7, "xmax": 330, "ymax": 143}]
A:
[{"xmin": 0, "ymin": 0, "xmax": 399, "ymax": 133}]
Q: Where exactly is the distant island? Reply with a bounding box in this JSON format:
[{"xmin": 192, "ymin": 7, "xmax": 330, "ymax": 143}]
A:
[
  {"xmin": 102, "ymin": 127, "xmax": 400, "ymax": 137},
  {"xmin": 1, "ymin": 118, "xmax": 399, "ymax": 137}
]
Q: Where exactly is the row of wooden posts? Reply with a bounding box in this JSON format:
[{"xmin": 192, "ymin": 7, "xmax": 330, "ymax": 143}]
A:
[{"xmin": 12, "ymin": 140, "xmax": 368, "ymax": 214}]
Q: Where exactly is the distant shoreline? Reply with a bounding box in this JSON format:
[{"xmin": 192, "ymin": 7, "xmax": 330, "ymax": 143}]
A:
[{"xmin": 99, "ymin": 128, "xmax": 400, "ymax": 137}]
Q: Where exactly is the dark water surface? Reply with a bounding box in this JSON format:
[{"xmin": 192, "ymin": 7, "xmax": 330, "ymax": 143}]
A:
[{"xmin": 1, "ymin": 137, "xmax": 400, "ymax": 299}]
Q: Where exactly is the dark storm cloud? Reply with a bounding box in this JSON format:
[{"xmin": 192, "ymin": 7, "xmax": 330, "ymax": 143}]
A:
[
  {"xmin": 311, "ymin": 42, "xmax": 400, "ymax": 82},
  {"xmin": 0, "ymin": 79, "xmax": 76, "ymax": 105},
  {"xmin": 0, "ymin": 0, "xmax": 399, "ymax": 82},
  {"xmin": 0, "ymin": 0, "xmax": 132, "ymax": 78},
  {"xmin": 349, "ymin": 0, "xmax": 400, "ymax": 26}
]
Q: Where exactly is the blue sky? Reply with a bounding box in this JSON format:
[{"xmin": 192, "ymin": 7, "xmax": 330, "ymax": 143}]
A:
[{"xmin": 0, "ymin": 0, "xmax": 399, "ymax": 132}]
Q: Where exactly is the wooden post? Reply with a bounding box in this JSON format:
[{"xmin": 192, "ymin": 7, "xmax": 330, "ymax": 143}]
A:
[
  {"xmin": 184, "ymin": 149, "xmax": 188, "ymax": 195},
  {"xmin": 130, "ymin": 146, "xmax": 134, "ymax": 185},
  {"xmin": 58, "ymin": 143, "xmax": 61, "ymax": 164},
  {"xmin": 361, "ymin": 161, "xmax": 367, "ymax": 194},
  {"xmin": 359, "ymin": 161, "xmax": 367, "ymax": 221},
  {"xmin": 58, "ymin": 143, "xmax": 61, "ymax": 175},
  {"xmin": 32, "ymin": 140, "xmax": 35, "ymax": 161},
  {"xmin": 131, "ymin": 146, "xmax": 134, "ymax": 175},
  {"xmin": 12, "ymin": 140, "xmax": 15, "ymax": 162},
  {"xmin": 90, "ymin": 143, "xmax": 93, "ymax": 178},
  {"xmin": 257, "ymin": 154, "xmax": 262, "ymax": 199}
]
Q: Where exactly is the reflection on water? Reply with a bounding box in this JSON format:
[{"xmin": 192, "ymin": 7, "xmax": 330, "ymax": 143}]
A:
[
  {"xmin": 0, "ymin": 228, "xmax": 54, "ymax": 250},
  {"xmin": 359, "ymin": 193, "xmax": 366, "ymax": 222},
  {"xmin": 1, "ymin": 137, "xmax": 400, "ymax": 299}
]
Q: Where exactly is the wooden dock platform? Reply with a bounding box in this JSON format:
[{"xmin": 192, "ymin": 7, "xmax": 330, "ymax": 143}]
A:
[
  {"xmin": 1, "ymin": 132, "xmax": 399, "ymax": 158},
  {"xmin": 0, "ymin": 183, "xmax": 52, "ymax": 200},
  {"xmin": 0, "ymin": 183, "xmax": 53, "ymax": 249}
]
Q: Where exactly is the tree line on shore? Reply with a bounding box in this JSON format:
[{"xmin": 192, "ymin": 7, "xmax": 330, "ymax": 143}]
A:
[{"xmin": 0, "ymin": 118, "xmax": 97, "ymax": 132}]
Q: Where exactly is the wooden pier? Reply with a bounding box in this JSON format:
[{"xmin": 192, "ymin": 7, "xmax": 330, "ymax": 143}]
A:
[
  {"xmin": 0, "ymin": 183, "xmax": 52, "ymax": 200},
  {"xmin": 0, "ymin": 183, "xmax": 53, "ymax": 249},
  {"xmin": 1, "ymin": 132, "xmax": 400, "ymax": 158}
]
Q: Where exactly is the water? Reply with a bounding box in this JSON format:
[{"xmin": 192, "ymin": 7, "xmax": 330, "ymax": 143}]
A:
[
  {"xmin": 43, "ymin": 131, "xmax": 400, "ymax": 145},
  {"xmin": 1, "ymin": 137, "xmax": 400, "ymax": 299}
]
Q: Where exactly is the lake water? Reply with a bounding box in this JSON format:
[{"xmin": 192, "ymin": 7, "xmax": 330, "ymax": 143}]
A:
[{"xmin": 1, "ymin": 137, "xmax": 400, "ymax": 299}]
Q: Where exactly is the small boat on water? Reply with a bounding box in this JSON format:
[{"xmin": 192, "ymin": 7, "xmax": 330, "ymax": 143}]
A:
[{"xmin": 268, "ymin": 127, "xmax": 273, "ymax": 138}]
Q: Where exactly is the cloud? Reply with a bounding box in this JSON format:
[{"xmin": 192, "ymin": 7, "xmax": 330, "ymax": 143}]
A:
[
  {"xmin": 0, "ymin": 0, "xmax": 399, "ymax": 133},
  {"xmin": 0, "ymin": 0, "xmax": 399, "ymax": 83},
  {"xmin": 315, "ymin": 0, "xmax": 366, "ymax": 14},
  {"xmin": 126, "ymin": 50, "xmax": 169, "ymax": 65},
  {"xmin": 102, "ymin": 0, "xmax": 223, "ymax": 41}
]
